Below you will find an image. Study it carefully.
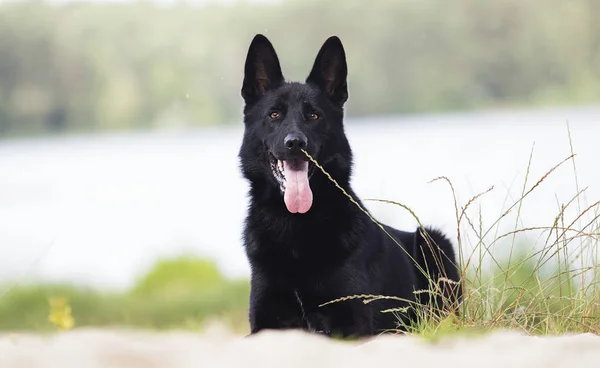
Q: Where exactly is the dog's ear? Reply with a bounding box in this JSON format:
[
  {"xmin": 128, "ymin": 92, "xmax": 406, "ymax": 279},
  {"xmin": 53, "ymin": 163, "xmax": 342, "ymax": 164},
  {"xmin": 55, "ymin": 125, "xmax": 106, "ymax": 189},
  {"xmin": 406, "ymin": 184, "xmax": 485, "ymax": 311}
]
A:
[
  {"xmin": 306, "ymin": 36, "xmax": 348, "ymax": 106},
  {"xmin": 241, "ymin": 34, "xmax": 284, "ymax": 104}
]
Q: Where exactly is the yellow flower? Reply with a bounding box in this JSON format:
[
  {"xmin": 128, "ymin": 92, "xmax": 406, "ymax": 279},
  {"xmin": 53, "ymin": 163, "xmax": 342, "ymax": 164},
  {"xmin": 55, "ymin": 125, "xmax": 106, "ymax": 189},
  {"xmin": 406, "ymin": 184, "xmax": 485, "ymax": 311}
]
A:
[{"xmin": 48, "ymin": 297, "xmax": 75, "ymax": 331}]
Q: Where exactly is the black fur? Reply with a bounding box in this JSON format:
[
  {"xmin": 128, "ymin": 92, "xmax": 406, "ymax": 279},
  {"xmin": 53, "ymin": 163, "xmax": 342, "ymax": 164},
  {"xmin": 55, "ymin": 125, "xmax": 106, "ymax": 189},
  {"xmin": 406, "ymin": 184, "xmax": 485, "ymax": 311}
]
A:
[{"xmin": 238, "ymin": 34, "xmax": 461, "ymax": 338}]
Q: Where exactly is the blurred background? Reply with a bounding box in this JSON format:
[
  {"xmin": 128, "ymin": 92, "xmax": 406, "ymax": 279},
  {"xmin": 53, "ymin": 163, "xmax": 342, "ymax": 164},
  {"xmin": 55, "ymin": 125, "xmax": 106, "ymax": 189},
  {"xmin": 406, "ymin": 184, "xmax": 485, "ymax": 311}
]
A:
[{"xmin": 0, "ymin": 0, "xmax": 599, "ymax": 333}]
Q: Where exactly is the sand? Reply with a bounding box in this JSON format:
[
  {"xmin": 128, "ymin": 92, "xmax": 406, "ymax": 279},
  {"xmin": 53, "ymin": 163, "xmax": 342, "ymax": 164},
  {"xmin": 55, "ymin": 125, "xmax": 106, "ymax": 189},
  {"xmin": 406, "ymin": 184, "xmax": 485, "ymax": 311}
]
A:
[{"xmin": 1, "ymin": 327, "xmax": 599, "ymax": 368}]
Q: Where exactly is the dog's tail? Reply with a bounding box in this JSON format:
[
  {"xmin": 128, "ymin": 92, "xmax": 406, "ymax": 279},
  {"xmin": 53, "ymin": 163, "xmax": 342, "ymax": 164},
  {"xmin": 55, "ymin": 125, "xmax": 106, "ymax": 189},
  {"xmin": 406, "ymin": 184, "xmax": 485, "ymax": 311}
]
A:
[{"xmin": 412, "ymin": 226, "xmax": 462, "ymax": 314}]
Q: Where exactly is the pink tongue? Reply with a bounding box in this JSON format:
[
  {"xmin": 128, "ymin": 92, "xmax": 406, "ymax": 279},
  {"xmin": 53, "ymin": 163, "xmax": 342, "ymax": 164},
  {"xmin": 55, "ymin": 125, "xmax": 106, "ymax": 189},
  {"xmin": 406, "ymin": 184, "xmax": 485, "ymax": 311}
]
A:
[{"xmin": 282, "ymin": 160, "xmax": 313, "ymax": 214}]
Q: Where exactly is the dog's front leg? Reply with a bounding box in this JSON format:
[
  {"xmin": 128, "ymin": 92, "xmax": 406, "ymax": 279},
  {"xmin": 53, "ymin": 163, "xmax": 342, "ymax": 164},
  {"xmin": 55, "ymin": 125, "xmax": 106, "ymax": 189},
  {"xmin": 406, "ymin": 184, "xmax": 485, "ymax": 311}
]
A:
[
  {"xmin": 248, "ymin": 278, "xmax": 306, "ymax": 335},
  {"xmin": 319, "ymin": 301, "xmax": 375, "ymax": 339}
]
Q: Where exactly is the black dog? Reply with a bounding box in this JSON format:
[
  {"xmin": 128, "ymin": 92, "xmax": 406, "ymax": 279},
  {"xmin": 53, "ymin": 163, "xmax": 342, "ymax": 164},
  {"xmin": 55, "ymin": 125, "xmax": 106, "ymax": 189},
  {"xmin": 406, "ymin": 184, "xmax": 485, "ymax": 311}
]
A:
[{"xmin": 238, "ymin": 34, "xmax": 461, "ymax": 338}]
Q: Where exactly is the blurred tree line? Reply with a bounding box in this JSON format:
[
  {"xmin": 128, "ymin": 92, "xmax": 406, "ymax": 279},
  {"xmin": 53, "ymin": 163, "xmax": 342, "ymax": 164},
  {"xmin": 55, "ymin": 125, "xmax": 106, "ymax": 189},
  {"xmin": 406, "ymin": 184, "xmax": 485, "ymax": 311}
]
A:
[{"xmin": 0, "ymin": 0, "xmax": 598, "ymax": 137}]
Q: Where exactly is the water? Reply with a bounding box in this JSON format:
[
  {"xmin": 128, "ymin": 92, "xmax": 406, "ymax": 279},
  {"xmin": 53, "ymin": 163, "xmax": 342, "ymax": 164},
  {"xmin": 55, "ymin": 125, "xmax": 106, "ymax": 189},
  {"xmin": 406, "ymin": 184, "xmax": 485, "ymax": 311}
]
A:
[{"xmin": 1, "ymin": 105, "xmax": 599, "ymax": 290}]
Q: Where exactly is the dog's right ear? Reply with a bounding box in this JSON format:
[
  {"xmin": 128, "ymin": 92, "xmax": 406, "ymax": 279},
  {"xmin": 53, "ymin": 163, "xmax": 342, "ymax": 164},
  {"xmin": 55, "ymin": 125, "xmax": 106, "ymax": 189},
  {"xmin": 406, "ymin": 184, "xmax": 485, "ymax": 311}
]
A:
[{"xmin": 241, "ymin": 34, "xmax": 284, "ymax": 104}]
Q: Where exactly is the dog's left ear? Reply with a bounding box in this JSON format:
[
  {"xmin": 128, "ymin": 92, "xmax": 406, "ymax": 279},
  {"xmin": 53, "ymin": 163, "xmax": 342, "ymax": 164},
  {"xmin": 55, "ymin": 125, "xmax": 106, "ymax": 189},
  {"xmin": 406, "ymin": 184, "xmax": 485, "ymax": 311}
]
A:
[{"xmin": 306, "ymin": 36, "xmax": 348, "ymax": 106}]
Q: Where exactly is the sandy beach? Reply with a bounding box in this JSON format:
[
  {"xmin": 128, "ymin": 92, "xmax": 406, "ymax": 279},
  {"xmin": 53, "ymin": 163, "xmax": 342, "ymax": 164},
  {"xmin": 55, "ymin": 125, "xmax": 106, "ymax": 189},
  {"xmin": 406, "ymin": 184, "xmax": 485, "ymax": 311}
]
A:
[{"xmin": 1, "ymin": 327, "xmax": 599, "ymax": 368}]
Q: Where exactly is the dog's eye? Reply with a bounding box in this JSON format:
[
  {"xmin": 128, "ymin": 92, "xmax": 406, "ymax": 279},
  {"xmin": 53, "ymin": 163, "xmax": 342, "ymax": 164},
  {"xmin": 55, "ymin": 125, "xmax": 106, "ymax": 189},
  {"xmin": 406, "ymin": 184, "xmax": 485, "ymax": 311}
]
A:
[
  {"xmin": 309, "ymin": 113, "xmax": 319, "ymax": 120},
  {"xmin": 269, "ymin": 112, "xmax": 280, "ymax": 119}
]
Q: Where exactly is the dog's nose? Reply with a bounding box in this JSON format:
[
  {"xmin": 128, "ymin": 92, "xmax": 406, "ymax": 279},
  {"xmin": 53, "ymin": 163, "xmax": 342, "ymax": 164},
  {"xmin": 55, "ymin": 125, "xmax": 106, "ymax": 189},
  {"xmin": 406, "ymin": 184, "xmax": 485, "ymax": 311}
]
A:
[{"xmin": 284, "ymin": 133, "xmax": 308, "ymax": 151}]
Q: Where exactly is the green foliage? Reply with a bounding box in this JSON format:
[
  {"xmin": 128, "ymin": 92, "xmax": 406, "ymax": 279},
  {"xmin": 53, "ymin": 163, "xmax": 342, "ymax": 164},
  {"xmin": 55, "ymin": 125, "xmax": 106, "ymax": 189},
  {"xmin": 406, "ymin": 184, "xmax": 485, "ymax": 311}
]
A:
[
  {"xmin": 0, "ymin": 0, "xmax": 599, "ymax": 137},
  {"xmin": 0, "ymin": 256, "xmax": 250, "ymax": 333},
  {"xmin": 0, "ymin": 285, "xmax": 124, "ymax": 331},
  {"xmin": 131, "ymin": 256, "xmax": 226, "ymax": 298}
]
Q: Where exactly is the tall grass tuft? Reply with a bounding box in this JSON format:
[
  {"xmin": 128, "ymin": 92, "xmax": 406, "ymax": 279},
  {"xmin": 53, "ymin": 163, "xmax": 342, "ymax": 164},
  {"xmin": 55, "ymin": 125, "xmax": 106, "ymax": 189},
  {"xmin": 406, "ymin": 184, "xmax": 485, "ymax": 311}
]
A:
[{"xmin": 303, "ymin": 124, "xmax": 600, "ymax": 337}]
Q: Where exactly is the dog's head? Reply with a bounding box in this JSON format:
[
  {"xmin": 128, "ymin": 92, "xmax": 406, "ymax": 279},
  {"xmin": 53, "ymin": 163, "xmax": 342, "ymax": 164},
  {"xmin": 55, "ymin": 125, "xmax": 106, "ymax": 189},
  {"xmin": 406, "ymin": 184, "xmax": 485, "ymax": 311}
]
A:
[{"xmin": 239, "ymin": 34, "xmax": 353, "ymax": 214}]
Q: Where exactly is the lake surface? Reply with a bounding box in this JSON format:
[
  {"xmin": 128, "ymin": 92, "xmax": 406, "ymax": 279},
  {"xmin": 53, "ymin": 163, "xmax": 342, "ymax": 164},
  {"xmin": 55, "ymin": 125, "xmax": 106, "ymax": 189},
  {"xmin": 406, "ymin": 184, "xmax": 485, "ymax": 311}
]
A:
[{"xmin": 1, "ymin": 105, "xmax": 599, "ymax": 290}]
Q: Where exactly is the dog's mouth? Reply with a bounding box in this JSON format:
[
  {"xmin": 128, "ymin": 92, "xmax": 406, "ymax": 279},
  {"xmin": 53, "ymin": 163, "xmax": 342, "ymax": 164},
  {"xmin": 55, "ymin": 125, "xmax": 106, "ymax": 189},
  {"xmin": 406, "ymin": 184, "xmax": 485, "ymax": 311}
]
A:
[{"xmin": 268, "ymin": 152, "xmax": 314, "ymax": 214}]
